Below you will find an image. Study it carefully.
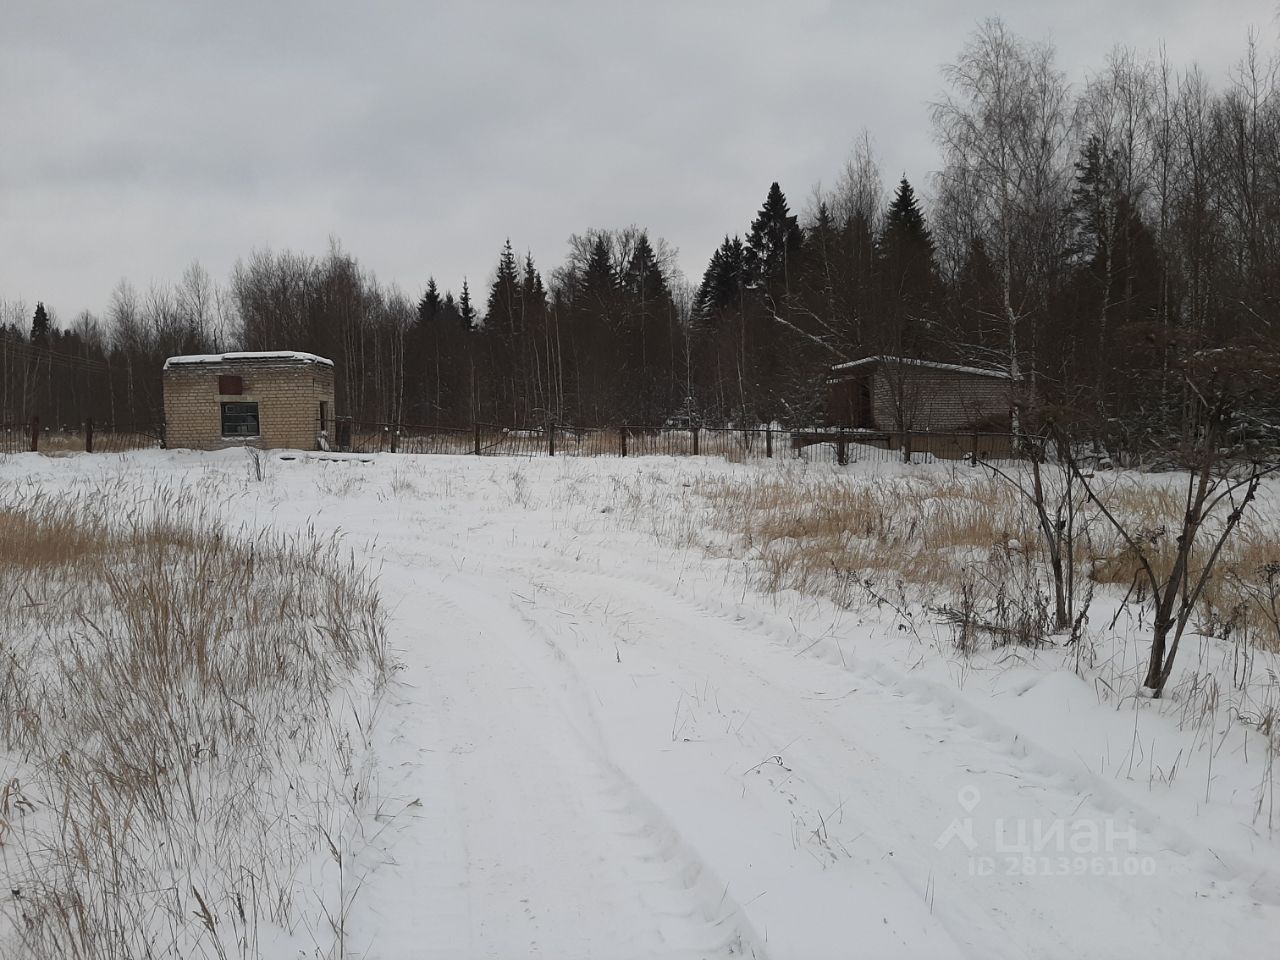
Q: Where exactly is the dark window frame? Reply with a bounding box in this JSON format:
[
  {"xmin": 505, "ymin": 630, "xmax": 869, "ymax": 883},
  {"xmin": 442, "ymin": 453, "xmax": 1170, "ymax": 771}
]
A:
[{"xmin": 221, "ymin": 401, "xmax": 261, "ymax": 437}]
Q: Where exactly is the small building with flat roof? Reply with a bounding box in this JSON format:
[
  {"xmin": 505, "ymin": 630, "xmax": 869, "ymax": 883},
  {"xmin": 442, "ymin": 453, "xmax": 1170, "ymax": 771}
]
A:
[
  {"xmin": 827, "ymin": 356, "xmax": 1016, "ymax": 432},
  {"xmin": 163, "ymin": 351, "xmax": 335, "ymax": 451}
]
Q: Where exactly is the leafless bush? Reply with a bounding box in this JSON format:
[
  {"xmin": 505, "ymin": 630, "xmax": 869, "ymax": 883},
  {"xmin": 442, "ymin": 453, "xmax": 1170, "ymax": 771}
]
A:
[
  {"xmin": 936, "ymin": 542, "xmax": 1054, "ymax": 649},
  {"xmin": 245, "ymin": 443, "xmax": 268, "ymax": 481},
  {"xmin": 694, "ymin": 464, "xmax": 1280, "ymax": 655}
]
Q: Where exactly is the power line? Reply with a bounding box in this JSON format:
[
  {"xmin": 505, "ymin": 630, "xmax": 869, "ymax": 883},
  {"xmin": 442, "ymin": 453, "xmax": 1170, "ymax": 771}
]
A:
[{"xmin": 0, "ymin": 338, "xmax": 117, "ymax": 374}]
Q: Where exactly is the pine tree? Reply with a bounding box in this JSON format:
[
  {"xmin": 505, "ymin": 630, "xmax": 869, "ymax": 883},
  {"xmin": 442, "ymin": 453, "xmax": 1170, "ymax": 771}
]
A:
[
  {"xmin": 744, "ymin": 182, "xmax": 803, "ymax": 293},
  {"xmin": 476, "ymin": 241, "xmax": 527, "ymax": 421},
  {"xmin": 417, "ymin": 278, "xmax": 441, "ymax": 324},
  {"xmin": 520, "ymin": 253, "xmax": 549, "ymax": 346},
  {"xmin": 520, "ymin": 254, "xmax": 553, "ymax": 418},
  {"xmin": 1068, "ymin": 135, "xmax": 1118, "ymax": 267},
  {"xmin": 694, "ymin": 236, "xmax": 746, "ymax": 323},
  {"xmin": 459, "ymin": 280, "xmax": 476, "ymax": 331},
  {"xmin": 567, "ymin": 235, "xmax": 620, "ymax": 423},
  {"xmin": 579, "ymin": 235, "xmax": 616, "ymax": 306},
  {"xmin": 880, "ymin": 177, "xmax": 933, "ymax": 257},
  {"xmin": 406, "ymin": 278, "xmax": 442, "ymax": 421},
  {"xmin": 876, "ymin": 176, "xmax": 938, "ymax": 357},
  {"xmin": 30, "ymin": 302, "xmax": 51, "ymax": 342},
  {"xmin": 691, "ymin": 236, "xmax": 752, "ymax": 422},
  {"xmin": 954, "ymin": 236, "xmax": 1002, "ymax": 354},
  {"xmin": 621, "ymin": 233, "xmax": 666, "ymax": 300},
  {"xmin": 1064, "ymin": 136, "xmax": 1161, "ymax": 398},
  {"xmin": 485, "ymin": 240, "xmax": 521, "ymax": 336},
  {"xmin": 620, "ymin": 232, "xmax": 676, "ymax": 420},
  {"xmin": 844, "ymin": 209, "xmax": 877, "ymax": 346}
]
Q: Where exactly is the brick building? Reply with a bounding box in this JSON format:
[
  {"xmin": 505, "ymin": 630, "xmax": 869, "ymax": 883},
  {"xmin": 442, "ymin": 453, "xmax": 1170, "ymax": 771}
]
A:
[
  {"xmin": 163, "ymin": 352, "xmax": 336, "ymax": 451},
  {"xmin": 827, "ymin": 356, "xmax": 1015, "ymax": 432}
]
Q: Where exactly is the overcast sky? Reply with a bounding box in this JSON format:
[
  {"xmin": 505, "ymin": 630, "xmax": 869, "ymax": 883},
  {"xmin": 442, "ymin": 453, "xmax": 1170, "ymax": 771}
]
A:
[{"xmin": 3, "ymin": 1, "xmax": 1278, "ymax": 323}]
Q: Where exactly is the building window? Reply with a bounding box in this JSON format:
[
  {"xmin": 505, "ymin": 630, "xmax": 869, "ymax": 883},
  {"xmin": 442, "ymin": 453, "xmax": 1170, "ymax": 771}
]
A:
[{"xmin": 221, "ymin": 401, "xmax": 260, "ymax": 437}]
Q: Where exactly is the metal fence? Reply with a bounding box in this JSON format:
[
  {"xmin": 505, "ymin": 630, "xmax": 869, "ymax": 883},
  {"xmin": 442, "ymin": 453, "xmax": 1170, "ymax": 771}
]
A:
[
  {"xmin": 0, "ymin": 412, "xmax": 1017, "ymax": 466},
  {"xmin": 331, "ymin": 419, "xmax": 1020, "ymax": 466},
  {"xmin": 0, "ymin": 418, "xmax": 163, "ymax": 456}
]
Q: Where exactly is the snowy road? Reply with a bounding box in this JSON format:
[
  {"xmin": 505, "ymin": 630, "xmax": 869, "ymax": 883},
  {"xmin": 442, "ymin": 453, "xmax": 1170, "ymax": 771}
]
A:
[
  {"xmin": 282, "ymin": 454, "xmax": 1277, "ymax": 960},
  {"xmin": 11, "ymin": 450, "xmax": 1275, "ymax": 958}
]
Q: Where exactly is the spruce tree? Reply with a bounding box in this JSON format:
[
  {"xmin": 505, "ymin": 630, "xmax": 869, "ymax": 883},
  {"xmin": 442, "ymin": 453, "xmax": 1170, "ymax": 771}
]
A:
[
  {"xmin": 954, "ymin": 236, "xmax": 1002, "ymax": 354},
  {"xmin": 485, "ymin": 240, "xmax": 521, "ymax": 336},
  {"xmin": 521, "ymin": 254, "xmax": 546, "ymax": 305},
  {"xmin": 406, "ymin": 278, "xmax": 442, "ymax": 421},
  {"xmin": 876, "ymin": 176, "xmax": 938, "ymax": 358},
  {"xmin": 579, "ymin": 235, "xmax": 616, "ymax": 306},
  {"xmin": 458, "ymin": 280, "xmax": 476, "ymax": 331},
  {"xmin": 417, "ymin": 278, "xmax": 441, "ymax": 325},
  {"xmin": 694, "ymin": 236, "xmax": 746, "ymax": 323},
  {"xmin": 520, "ymin": 254, "xmax": 553, "ymax": 418},
  {"xmin": 620, "ymin": 232, "xmax": 676, "ymax": 420},
  {"xmin": 30, "ymin": 302, "xmax": 51, "ymax": 342},
  {"xmin": 880, "ymin": 177, "xmax": 933, "ymax": 256},
  {"xmin": 744, "ymin": 182, "xmax": 803, "ymax": 292}
]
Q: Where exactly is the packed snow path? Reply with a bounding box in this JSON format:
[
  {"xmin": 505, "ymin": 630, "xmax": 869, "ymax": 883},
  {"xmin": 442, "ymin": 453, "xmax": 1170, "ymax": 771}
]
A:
[
  {"xmin": 309, "ymin": 456, "xmax": 1277, "ymax": 960},
  {"xmin": 9, "ymin": 450, "xmax": 1278, "ymax": 958}
]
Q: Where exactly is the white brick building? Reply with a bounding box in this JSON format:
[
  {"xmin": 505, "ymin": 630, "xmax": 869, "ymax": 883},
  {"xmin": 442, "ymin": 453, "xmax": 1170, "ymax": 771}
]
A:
[{"xmin": 163, "ymin": 352, "xmax": 336, "ymax": 451}]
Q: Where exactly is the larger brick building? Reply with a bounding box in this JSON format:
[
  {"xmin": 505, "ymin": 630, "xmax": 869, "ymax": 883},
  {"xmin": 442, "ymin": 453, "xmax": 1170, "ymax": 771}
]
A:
[
  {"xmin": 827, "ymin": 356, "xmax": 1015, "ymax": 432},
  {"xmin": 163, "ymin": 352, "xmax": 336, "ymax": 451}
]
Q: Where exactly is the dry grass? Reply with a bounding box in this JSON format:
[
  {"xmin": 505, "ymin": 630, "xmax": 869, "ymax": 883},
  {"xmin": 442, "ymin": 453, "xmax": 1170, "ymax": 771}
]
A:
[
  {"xmin": 693, "ymin": 463, "xmax": 1280, "ymax": 651},
  {"xmin": 0, "ymin": 429, "xmax": 160, "ymax": 457},
  {"xmin": 0, "ymin": 483, "xmax": 390, "ymax": 959},
  {"xmin": 697, "ymin": 468, "xmax": 1034, "ymax": 602}
]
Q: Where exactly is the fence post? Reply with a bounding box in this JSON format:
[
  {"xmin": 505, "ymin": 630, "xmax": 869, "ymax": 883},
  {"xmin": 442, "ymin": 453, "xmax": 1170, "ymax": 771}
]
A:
[
  {"xmin": 473, "ymin": 422, "xmax": 481, "ymax": 456},
  {"xmin": 619, "ymin": 425, "xmax": 628, "ymax": 457},
  {"xmin": 29, "ymin": 416, "xmax": 39, "ymax": 453},
  {"xmin": 85, "ymin": 418, "xmax": 94, "ymax": 453},
  {"xmin": 390, "ymin": 423, "xmax": 399, "ymax": 454},
  {"xmin": 836, "ymin": 435, "xmax": 847, "ymax": 466},
  {"xmin": 548, "ymin": 421, "xmax": 555, "ymax": 457},
  {"xmin": 971, "ymin": 429, "xmax": 979, "ymax": 467},
  {"xmin": 692, "ymin": 426, "xmax": 700, "ymax": 457},
  {"xmin": 765, "ymin": 427, "xmax": 773, "ymax": 459}
]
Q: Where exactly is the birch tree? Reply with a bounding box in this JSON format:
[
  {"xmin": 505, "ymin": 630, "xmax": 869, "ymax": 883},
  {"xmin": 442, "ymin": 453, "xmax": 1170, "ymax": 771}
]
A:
[{"xmin": 932, "ymin": 18, "xmax": 1073, "ymax": 427}]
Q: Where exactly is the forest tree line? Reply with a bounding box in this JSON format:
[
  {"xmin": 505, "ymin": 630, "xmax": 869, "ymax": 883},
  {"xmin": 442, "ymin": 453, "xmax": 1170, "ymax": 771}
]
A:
[{"xmin": 3, "ymin": 19, "xmax": 1279, "ymax": 452}]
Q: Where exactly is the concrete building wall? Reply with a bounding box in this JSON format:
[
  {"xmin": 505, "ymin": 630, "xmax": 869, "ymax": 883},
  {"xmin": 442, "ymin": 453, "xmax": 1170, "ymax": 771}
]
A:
[{"xmin": 163, "ymin": 360, "xmax": 335, "ymax": 451}]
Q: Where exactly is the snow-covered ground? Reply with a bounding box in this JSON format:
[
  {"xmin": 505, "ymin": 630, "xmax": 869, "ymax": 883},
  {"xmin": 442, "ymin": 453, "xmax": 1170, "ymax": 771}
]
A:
[{"xmin": 3, "ymin": 448, "xmax": 1278, "ymax": 959}]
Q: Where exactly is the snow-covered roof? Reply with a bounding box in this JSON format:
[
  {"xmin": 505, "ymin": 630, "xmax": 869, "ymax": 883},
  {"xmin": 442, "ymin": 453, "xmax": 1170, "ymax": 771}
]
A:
[
  {"xmin": 829, "ymin": 356, "xmax": 1013, "ymax": 380},
  {"xmin": 163, "ymin": 351, "xmax": 334, "ymax": 371}
]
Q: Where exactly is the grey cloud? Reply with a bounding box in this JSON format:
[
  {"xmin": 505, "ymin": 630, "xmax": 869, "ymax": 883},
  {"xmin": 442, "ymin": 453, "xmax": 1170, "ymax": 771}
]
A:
[{"xmin": 3, "ymin": 0, "xmax": 1277, "ymax": 317}]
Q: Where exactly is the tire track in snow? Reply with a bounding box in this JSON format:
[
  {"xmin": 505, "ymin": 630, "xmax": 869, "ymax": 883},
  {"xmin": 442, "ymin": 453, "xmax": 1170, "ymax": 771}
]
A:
[
  {"xmin": 383, "ymin": 536, "xmax": 975, "ymax": 958},
  {"xmin": 378, "ymin": 549, "xmax": 769, "ymax": 959},
  {"xmin": 446, "ymin": 537, "xmax": 1280, "ymax": 959},
  {"xmin": 524, "ymin": 544, "xmax": 1280, "ymax": 906}
]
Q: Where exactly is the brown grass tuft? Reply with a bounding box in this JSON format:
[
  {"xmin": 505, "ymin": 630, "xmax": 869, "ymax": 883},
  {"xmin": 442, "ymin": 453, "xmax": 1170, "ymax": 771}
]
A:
[
  {"xmin": 694, "ymin": 464, "xmax": 1280, "ymax": 651},
  {"xmin": 0, "ymin": 484, "xmax": 390, "ymax": 959}
]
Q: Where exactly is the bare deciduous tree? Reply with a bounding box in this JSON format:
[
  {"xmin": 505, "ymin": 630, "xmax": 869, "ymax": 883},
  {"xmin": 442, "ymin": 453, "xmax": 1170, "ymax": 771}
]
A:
[{"xmin": 932, "ymin": 18, "xmax": 1074, "ymax": 426}]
